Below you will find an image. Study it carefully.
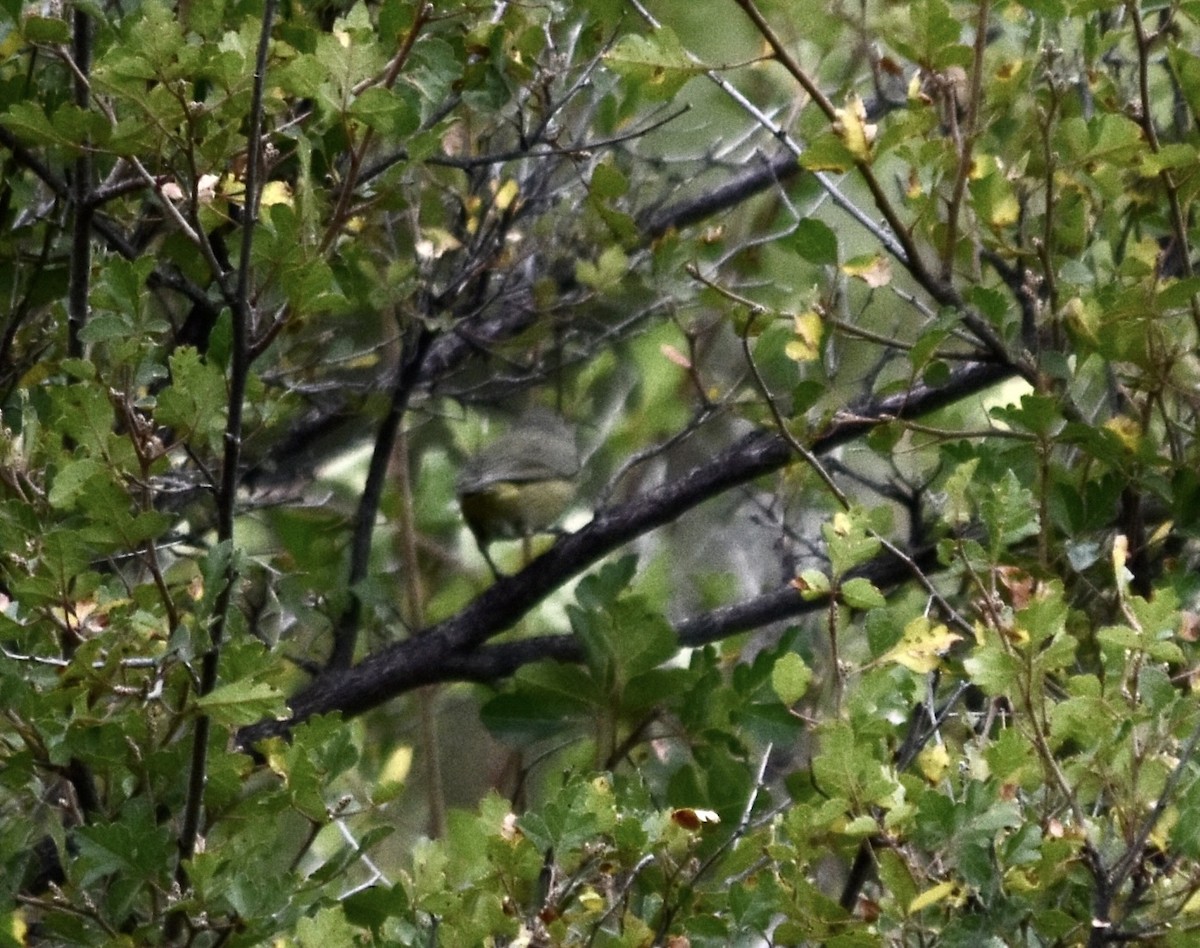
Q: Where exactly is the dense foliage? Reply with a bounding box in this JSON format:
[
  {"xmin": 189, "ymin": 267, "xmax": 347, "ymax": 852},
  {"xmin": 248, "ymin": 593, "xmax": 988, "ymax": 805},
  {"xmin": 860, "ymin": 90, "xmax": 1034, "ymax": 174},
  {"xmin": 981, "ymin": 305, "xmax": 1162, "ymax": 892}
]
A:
[{"xmin": 6, "ymin": 0, "xmax": 1200, "ymax": 944}]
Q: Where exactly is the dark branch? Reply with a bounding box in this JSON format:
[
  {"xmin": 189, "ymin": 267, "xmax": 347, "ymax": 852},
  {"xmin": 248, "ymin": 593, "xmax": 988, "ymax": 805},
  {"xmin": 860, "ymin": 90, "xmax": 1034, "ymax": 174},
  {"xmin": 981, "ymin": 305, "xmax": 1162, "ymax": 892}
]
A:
[
  {"xmin": 640, "ymin": 149, "xmax": 800, "ymax": 239},
  {"xmin": 238, "ymin": 358, "xmax": 1012, "ymax": 746},
  {"xmin": 328, "ymin": 325, "xmax": 434, "ymax": 670},
  {"xmin": 347, "ymin": 535, "xmax": 944, "ymax": 686}
]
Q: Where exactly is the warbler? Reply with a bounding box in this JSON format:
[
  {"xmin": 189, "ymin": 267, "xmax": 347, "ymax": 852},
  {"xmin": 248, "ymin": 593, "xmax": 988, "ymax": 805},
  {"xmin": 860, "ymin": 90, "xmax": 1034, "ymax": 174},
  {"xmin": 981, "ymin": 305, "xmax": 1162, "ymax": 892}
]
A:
[{"xmin": 457, "ymin": 408, "xmax": 580, "ymax": 575}]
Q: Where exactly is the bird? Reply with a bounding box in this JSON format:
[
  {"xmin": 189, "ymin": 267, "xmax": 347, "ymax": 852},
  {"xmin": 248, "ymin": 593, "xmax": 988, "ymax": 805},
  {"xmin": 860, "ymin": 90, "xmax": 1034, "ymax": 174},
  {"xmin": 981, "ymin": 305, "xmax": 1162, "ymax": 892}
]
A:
[{"xmin": 456, "ymin": 408, "xmax": 580, "ymax": 576}]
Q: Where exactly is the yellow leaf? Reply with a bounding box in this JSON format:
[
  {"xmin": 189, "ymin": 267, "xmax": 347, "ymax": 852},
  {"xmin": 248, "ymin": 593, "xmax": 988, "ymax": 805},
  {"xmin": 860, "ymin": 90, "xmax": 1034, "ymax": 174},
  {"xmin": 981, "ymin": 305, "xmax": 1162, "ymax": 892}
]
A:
[
  {"xmin": 1061, "ymin": 296, "xmax": 1099, "ymax": 344},
  {"xmin": 578, "ymin": 886, "xmax": 606, "ymax": 913},
  {"xmin": 881, "ymin": 616, "xmax": 962, "ymax": 673},
  {"xmin": 259, "ymin": 180, "xmax": 293, "ymax": 208},
  {"xmin": 909, "ymin": 880, "xmax": 965, "ymax": 913},
  {"xmin": 1112, "ymin": 533, "xmax": 1129, "ymax": 582},
  {"xmin": 996, "ymin": 59, "xmax": 1023, "ymax": 80},
  {"xmin": 907, "ymin": 71, "xmax": 925, "ymax": 104},
  {"xmin": 1104, "ymin": 416, "xmax": 1140, "ymax": 451},
  {"xmin": 494, "ymin": 177, "xmax": 520, "ymax": 212},
  {"xmin": 784, "ymin": 310, "xmax": 823, "ymax": 362},
  {"xmin": 917, "ymin": 744, "xmax": 950, "ymax": 783},
  {"xmin": 379, "ymin": 745, "xmax": 412, "ymax": 784},
  {"xmin": 1005, "ymin": 867, "xmax": 1037, "ymax": 892},
  {"xmin": 842, "ymin": 254, "xmax": 892, "ymax": 287},
  {"xmin": 415, "ymin": 228, "xmax": 463, "ymax": 260},
  {"xmin": 7, "ymin": 910, "xmax": 27, "ymax": 944},
  {"xmin": 968, "ymin": 154, "xmax": 991, "ymax": 181},
  {"xmin": 832, "ymin": 94, "xmax": 877, "ymax": 161},
  {"xmin": 219, "ymin": 172, "xmax": 243, "ymax": 200},
  {"xmin": 988, "ymin": 192, "xmax": 1020, "ymax": 228},
  {"xmin": 905, "ymin": 167, "xmax": 923, "ymax": 200}
]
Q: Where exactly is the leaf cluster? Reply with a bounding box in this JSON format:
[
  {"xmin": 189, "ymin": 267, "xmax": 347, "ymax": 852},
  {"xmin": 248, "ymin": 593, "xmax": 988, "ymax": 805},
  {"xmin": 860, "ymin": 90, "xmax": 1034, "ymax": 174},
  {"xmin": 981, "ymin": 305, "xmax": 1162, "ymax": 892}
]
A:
[{"xmin": 6, "ymin": 0, "xmax": 1200, "ymax": 944}]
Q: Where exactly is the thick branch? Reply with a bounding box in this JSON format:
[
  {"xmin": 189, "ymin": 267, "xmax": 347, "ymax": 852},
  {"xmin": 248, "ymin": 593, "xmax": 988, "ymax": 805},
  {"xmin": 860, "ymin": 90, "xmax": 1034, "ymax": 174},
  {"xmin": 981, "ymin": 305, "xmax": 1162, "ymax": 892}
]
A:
[
  {"xmin": 238, "ymin": 358, "xmax": 1012, "ymax": 745},
  {"xmin": 379, "ymin": 535, "xmax": 942, "ymax": 686}
]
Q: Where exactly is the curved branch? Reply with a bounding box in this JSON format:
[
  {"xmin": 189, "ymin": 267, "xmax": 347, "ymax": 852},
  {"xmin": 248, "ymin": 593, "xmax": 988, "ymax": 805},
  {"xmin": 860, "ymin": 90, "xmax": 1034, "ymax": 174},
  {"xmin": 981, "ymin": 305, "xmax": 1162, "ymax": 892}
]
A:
[{"xmin": 238, "ymin": 358, "xmax": 1012, "ymax": 745}]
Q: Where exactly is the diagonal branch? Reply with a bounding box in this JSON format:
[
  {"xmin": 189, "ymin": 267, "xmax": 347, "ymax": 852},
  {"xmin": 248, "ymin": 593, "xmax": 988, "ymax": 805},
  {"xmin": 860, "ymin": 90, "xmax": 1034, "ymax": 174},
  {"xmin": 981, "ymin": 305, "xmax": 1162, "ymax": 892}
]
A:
[{"xmin": 238, "ymin": 358, "xmax": 1012, "ymax": 746}]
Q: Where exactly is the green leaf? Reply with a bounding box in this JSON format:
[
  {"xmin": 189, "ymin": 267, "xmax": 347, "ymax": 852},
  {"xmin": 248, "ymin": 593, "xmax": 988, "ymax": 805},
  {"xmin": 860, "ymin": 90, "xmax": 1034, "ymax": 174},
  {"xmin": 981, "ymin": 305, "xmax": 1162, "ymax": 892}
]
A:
[
  {"xmin": 771, "ymin": 652, "xmax": 812, "ymax": 706},
  {"xmin": 840, "ymin": 577, "xmax": 886, "ymax": 609},
  {"xmin": 480, "ymin": 665, "xmax": 598, "ymax": 741},
  {"xmin": 990, "ymin": 393, "xmax": 1063, "ymax": 437},
  {"xmin": 155, "ymin": 347, "xmax": 228, "ymax": 448},
  {"xmin": 736, "ymin": 700, "xmax": 805, "ymax": 744},
  {"xmin": 1019, "ymin": 0, "xmax": 1068, "ymax": 17},
  {"xmin": 612, "ymin": 595, "xmax": 676, "ymax": 680},
  {"xmin": 575, "ymin": 556, "xmax": 636, "ymax": 608},
  {"xmin": 603, "ymin": 27, "xmax": 703, "ymax": 100},
  {"xmin": 794, "ymin": 568, "xmax": 831, "ymax": 599},
  {"xmin": 783, "ymin": 218, "xmax": 839, "ymax": 265},
  {"xmin": 22, "ymin": 14, "xmax": 70, "ymax": 43},
  {"xmin": 876, "ymin": 847, "xmax": 918, "ymax": 908},
  {"xmin": 77, "ymin": 313, "xmax": 133, "ymax": 345},
  {"xmin": 799, "ymin": 133, "xmax": 857, "ymax": 173},
  {"xmin": 1048, "ymin": 694, "xmax": 1110, "ymax": 750},
  {"xmin": 195, "ymin": 681, "xmax": 288, "ymax": 727},
  {"xmin": 576, "ymin": 244, "xmax": 628, "ymax": 290},
  {"xmin": 569, "ymin": 582, "xmax": 675, "ymax": 696},
  {"xmin": 349, "ymin": 85, "xmax": 420, "ymax": 137},
  {"xmin": 888, "ymin": 0, "xmax": 964, "ymax": 67},
  {"xmin": 1171, "ymin": 779, "xmax": 1200, "ymax": 859},
  {"xmin": 622, "ymin": 666, "xmax": 695, "ymax": 715},
  {"xmin": 964, "ymin": 644, "xmax": 1022, "ymax": 694},
  {"xmin": 978, "ymin": 468, "xmax": 1041, "ymax": 555},
  {"xmin": 823, "ymin": 510, "xmax": 882, "ymax": 576},
  {"xmin": 48, "ymin": 458, "xmax": 103, "ymax": 510},
  {"xmin": 0, "ymin": 101, "xmax": 64, "ymax": 147},
  {"xmin": 343, "ymin": 882, "xmax": 410, "ymax": 932},
  {"xmin": 590, "ymin": 161, "xmax": 629, "ymax": 200},
  {"xmin": 293, "ymin": 905, "xmax": 360, "ymax": 947},
  {"xmin": 75, "ymin": 818, "xmax": 173, "ymax": 886}
]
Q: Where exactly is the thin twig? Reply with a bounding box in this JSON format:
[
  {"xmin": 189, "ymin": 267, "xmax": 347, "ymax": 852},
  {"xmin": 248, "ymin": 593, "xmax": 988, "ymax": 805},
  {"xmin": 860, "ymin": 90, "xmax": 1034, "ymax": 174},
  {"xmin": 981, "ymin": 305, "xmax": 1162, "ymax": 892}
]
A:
[
  {"xmin": 718, "ymin": 277, "xmax": 975, "ymax": 638},
  {"xmin": 172, "ymin": 0, "xmax": 279, "ymax": 921}
]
